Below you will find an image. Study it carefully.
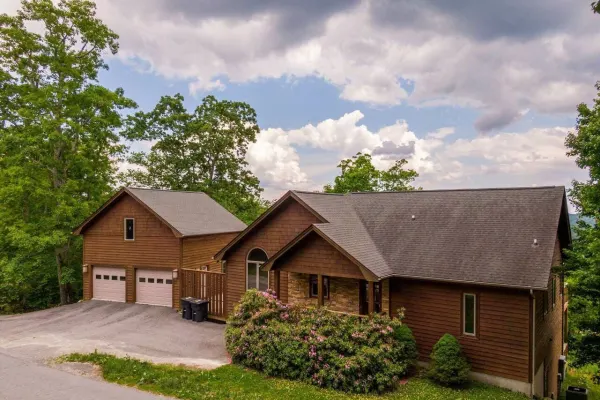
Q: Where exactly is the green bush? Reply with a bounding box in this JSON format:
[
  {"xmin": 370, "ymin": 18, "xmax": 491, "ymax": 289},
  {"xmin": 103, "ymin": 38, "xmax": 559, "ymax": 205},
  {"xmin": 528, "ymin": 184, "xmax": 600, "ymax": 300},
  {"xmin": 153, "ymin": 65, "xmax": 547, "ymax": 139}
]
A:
[
  {"xmin": 428, "ymin": 334, "xmax": 471, "ymax": 386},
  {"xmin": 225, "ymin": 289, "xmax": 418, "ymax": 394}
]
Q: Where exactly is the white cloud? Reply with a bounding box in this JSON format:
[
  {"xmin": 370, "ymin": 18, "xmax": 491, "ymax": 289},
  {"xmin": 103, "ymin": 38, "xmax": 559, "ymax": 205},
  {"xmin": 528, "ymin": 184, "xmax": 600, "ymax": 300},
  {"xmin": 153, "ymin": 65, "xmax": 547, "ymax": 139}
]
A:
[
  {"xmin": 79, "ymin": 0, "xmax": 598, "ymax": 129},
  {"xmin": 188, "ymin": 78, "xmax": 225, "ymax": 95},
  {"xmin": 246, "ymin": 111, "xmax": 586, "ymax": 200},
  {"xmin": 427, "ymin": 127, "xmax": 456, "ymax": 140},
  {"xmin": 2, "ymin": 1, "xmax": 597, "ymax": 129}
]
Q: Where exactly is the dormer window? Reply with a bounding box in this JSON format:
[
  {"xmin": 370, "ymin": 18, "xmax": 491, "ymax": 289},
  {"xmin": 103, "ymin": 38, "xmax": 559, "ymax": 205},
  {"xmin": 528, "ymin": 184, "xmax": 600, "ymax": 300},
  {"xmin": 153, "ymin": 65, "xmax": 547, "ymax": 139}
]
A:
[{"xmin": 124, "ymin": 218, "xmax": 135, "ymax": 241}]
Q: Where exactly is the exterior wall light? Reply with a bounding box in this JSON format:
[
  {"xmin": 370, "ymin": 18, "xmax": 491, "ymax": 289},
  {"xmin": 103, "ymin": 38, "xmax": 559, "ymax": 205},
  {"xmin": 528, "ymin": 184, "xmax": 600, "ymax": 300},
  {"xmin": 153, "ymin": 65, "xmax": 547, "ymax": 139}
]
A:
[
  {"xmin": 172, "ymin": 269, "xmax": 178, "ymax": 280},
  {"xmin": 82, "ymin": 264, "xmax": 89, "ymax": 273}
]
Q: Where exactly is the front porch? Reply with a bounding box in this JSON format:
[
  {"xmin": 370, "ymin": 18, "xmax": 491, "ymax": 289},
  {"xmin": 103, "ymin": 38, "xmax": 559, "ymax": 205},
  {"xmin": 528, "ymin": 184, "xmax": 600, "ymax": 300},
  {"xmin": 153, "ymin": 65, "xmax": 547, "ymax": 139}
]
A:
[{"xmin": 273, "ymin": 270, "xmax": 390, "ymax": 316}]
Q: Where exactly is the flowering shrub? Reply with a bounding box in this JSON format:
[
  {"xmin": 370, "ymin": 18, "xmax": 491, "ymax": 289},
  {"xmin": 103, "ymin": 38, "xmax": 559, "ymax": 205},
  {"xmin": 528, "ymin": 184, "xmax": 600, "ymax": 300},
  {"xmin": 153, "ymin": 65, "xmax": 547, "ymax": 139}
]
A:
[{"xmin": 225, "ymin": 289, "xmax": 418, "ymax": 394}]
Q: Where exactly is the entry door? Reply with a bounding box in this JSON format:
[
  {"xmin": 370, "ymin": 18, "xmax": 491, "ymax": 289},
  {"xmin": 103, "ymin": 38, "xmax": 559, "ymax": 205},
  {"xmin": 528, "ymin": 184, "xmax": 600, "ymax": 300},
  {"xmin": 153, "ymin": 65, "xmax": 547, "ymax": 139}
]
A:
[
  {"xmin": 93, "ymin": 266, "xmax": 126, "ymax": 302},
  {"xmin": 135, "ymin": 269, "xmax": 173, "ymax": 307}
]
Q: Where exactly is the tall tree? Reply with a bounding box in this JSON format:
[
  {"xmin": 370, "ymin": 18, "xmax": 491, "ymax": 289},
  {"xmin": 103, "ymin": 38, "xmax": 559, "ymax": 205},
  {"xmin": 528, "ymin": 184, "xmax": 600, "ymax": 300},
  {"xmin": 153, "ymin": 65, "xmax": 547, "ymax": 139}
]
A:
[
  {"xmin": 564, "ymin": 82, "xmax": 600, "ymax": 366},
  {"xmin": 324, "ymin": 152, "xmax": 419, "ymax": 193},
  {"xmin": 122, "ymin": 94, "xmax": 268, "ymax": 224},
  {"xmin": 0, "ymin": 0, "xmax": 136, "ymax": 310}
]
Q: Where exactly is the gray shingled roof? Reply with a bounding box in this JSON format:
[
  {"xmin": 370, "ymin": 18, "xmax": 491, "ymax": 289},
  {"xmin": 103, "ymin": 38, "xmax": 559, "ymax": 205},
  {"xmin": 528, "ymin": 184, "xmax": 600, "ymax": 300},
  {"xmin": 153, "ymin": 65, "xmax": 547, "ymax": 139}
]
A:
[
  {"xmin": 293, "ymin": 187, "xmax": 568, "ymax": 290},
  {"xmin": 128, "ymin": 188, "xmax": 246, "ymax": 236}
]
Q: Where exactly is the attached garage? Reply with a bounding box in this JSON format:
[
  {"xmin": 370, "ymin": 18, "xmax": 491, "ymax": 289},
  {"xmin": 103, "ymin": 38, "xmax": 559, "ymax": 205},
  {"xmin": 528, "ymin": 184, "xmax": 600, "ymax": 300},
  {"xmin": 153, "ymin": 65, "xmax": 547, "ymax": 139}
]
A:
[
  {"xmin": 93, "ymin": 266, "xmax": 126, "ymax": 302},
  {"xmin": 75, "ymin": 187, "xmax": 247, "ymax": 310},
  {"xmin": 136, "ymin": 269, "xmax": 173, "ymax": 307}
]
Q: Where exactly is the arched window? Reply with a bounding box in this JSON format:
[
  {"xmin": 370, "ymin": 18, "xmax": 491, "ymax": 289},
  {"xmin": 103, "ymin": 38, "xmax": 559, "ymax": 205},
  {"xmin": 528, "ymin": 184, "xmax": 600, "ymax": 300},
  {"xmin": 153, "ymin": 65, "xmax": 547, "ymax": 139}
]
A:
[{"xmin": 247, "ymin": 248, "xmax": 269, "ymax": 291}]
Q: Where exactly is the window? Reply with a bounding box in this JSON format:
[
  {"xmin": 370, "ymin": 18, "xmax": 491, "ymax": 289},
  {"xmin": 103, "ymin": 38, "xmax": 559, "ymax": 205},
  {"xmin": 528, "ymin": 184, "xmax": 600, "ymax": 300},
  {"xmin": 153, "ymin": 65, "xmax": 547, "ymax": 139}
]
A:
[
  {"xmin": 246, "ymin": 248, "xmax": 268, "ymax": 291},
  {"xmin": 157, "ymin": 279, "xmax": 164, "ymax": 284},
  {"xmin": 139, "ymin": 277, "xmax": 146, "ymax": 283},
  {"xmin": 166, "ymin": 279, "xmax": 173, "ymax": 285},
  {"xmin": 359, "ymin": 281, "xmax": 382, "ymax": 315},
  {"xmin": 463, "ymin": 293, "xmax": 477, "ymax": 336},
  {"xmin": 111, "ymin": 276, "xmax": 118, "ymax": 280},
  {"xmin": 124, "ymin": 218, "xmax": 135, "ymax": 241},
  {"xmin": 309, "ymin": 275, "xmax": 330, "ymax": 299},
  {"xmin": 148, "ymin": 278, "xmax": 155, "ymax": 283},
  {"xmin": 95, "ymin": 275, "xmax": 101, "ymax": 279},
  {"xmin": 119, "ymin": 276, "xmax": 126, "ymax": 281},
  {"xmin": 103, "ymin": 275, "xmax": 109, "ymax": 280}
]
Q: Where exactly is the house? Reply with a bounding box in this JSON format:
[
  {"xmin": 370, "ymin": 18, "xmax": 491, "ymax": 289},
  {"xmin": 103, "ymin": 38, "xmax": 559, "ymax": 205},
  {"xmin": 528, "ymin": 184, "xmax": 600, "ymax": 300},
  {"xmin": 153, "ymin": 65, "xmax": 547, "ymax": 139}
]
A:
[
  {"xmin": 215, "ymin": 187, "xmax": 570, "ymax": 398},
  {"xmin": 73, "ymin": 187, "xmax": 246, "ymax": 308}
]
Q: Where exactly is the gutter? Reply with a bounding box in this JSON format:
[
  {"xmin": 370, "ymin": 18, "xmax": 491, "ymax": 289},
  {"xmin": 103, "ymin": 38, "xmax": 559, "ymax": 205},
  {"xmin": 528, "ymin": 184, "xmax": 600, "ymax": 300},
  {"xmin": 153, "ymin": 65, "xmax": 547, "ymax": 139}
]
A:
[{"xmin": 530, "ymin": 289, "xmax": 536, "ymax": 398}]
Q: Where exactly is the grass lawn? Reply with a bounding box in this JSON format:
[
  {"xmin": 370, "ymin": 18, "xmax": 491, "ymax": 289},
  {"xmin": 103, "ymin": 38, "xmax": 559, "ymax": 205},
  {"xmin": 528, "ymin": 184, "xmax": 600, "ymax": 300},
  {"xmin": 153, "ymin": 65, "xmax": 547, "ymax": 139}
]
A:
[
  {"xmin": 562, "ymin": 364, "xmax": 600, "ymax": 400},
  {"xmin": 60, "ymin": 353, "xmax": 527, "ymax": 400}
]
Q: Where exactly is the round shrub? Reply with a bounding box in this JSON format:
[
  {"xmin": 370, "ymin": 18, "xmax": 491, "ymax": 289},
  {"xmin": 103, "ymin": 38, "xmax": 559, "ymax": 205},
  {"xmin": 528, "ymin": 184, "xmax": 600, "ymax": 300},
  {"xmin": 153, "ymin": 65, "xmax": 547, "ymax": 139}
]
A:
[
  {"xmin": 225, "ymin": 289, "xmax": 418, "ymax": 394},
  {"xmin": 428, "ymin": 333, "xmax": 471, "ymax": 386}
]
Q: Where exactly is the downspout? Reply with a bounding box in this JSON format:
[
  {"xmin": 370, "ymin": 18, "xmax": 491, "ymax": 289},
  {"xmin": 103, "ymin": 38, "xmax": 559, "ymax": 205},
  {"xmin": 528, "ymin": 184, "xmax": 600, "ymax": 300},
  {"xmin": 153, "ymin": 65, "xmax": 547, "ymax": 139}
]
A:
[{"xmin": 530, "ymin": 289, "xmax": 536, "ymax": 398}]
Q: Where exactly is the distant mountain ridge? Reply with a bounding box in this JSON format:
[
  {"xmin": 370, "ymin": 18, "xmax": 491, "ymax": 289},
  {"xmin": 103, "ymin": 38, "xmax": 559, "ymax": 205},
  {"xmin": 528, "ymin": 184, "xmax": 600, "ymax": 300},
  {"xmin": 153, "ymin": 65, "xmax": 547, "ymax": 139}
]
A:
[
  {"xmin": 569, "ymin": 213, "xmax": 595, "ymax": 238},
  {"xmin": 569, "ymin": 213, "xmax": 595, "ymax": 227}
]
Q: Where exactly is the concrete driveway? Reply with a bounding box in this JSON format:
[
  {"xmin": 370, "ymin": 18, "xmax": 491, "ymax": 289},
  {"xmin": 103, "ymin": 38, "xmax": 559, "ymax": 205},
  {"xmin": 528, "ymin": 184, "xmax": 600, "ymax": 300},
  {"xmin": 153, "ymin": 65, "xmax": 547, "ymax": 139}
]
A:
[
  {"xmin": 0, "ymin": 351, "xmax": 168, "ymax": 400},
  {"xmin": 0, "ymin": 300, "xmax": 229, "ymax": 368}
]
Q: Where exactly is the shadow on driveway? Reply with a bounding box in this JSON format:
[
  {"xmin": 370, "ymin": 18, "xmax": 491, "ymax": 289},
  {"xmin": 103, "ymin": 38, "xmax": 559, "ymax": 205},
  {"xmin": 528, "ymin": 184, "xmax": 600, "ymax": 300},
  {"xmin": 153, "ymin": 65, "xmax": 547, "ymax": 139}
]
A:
[{"xmin": 0, "ymin": 300, "xmax": 229, "ymax": 369}]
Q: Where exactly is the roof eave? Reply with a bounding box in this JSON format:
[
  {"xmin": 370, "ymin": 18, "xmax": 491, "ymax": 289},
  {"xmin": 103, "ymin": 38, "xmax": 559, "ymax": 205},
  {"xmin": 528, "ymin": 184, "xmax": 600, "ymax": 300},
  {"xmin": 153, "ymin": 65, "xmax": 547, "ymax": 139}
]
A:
[
  {"xmin": 263, "ymin": 224, "xmax": 380, "ymax": 282},
  {"xmin": 376, "ymin": 272, "xmax": 547, "ymax": 291}
]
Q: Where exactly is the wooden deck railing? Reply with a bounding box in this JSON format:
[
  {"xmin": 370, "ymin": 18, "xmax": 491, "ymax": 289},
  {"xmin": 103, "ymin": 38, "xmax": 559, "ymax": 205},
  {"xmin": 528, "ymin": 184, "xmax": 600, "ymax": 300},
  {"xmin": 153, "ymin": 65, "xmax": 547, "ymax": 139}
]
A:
[{"xmin": 181, "ymin": 268, "xmax": 227, "ymax": 319}]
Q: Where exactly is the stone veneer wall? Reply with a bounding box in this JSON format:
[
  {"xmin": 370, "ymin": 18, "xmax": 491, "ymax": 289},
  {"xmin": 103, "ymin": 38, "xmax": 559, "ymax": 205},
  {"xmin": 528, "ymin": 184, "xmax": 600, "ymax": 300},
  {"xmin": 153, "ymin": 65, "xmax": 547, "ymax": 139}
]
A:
[{"xmin": 287, "ymin": 272, "xmax": 360, "ymax": 314}]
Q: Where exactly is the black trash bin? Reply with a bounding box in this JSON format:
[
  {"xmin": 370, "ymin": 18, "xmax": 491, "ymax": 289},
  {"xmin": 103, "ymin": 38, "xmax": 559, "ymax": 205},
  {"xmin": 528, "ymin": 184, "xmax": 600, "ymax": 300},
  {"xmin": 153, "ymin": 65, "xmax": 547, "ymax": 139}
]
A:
[
  {"xmin": 180, "ymin": 297, "xmax": 194, "ymax": 320},
  {"xmin": 566, "ymin": 386, "xmax": 589, "ymax": 400},
  {"xmin": 189, "ymin": 299, "xmax": 209, "ymax": 322}
]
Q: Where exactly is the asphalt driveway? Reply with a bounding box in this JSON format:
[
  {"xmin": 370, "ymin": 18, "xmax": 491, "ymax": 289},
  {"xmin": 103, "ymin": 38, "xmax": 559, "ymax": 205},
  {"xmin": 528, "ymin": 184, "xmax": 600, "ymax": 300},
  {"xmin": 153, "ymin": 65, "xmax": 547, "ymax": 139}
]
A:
[{"xmin": 0, "ymin": 300, "xmax": 229, "ymax": 368}]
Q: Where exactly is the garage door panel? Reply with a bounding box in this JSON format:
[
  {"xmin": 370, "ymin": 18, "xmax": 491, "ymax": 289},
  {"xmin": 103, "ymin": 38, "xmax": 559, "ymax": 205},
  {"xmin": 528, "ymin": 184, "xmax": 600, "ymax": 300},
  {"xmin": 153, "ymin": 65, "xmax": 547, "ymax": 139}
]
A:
[
  {"xmin": 136, "ymin": 269, "xmax": 173, "ymax": 307},
  {"xmin": 93, "ymin": 266, "xmax": 126, "ymax": 302}
]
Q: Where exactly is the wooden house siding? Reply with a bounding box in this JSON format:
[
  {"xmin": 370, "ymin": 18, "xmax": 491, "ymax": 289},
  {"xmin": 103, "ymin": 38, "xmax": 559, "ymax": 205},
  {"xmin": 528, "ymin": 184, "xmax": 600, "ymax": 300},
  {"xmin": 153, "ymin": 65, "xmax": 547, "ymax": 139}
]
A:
[
  {"xmin": 83, "ymin": 194, "xmax": 181, "ymax": 268},
  {"xmin": 183, "ymin": 233, "xmax": 237, "ymax": 272},
  {"xmin": 533, "ymin": 236, "xmax": 564, "ymax": 398},
  {"xmin": 224, "ymin": 198, "xmax": 321, "ymax": 313},
  {"xmin": 276, "ymin": 232, "xmax": 365, "ymax": 279},
  {"xmin": 390, "ymin": 279, "xmax": 531, "ymax": 383},
  {"xmin": 82, "ymin": 193, "xmax": 182, "ymax": 307}
]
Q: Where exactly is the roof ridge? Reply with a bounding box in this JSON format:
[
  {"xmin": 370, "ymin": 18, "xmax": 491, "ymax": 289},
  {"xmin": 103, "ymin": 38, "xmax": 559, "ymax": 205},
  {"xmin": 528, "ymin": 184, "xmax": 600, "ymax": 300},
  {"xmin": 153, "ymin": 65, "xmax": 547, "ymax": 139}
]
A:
[
  {"xmin": 292, "ymin": 190, "xmax": 346, "ymax": 196},
  {"xmin": 126, "ymin": 187, "xmax": 207, "ymax": 195},
  {"xmin": 349, "ymin": 186, "xmax": 562, "ymax": 195}
]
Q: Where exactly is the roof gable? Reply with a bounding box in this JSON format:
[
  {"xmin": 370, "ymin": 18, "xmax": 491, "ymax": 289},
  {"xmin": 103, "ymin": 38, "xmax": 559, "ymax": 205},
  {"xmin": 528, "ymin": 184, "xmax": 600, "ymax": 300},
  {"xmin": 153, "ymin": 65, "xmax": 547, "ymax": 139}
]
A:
[
  {"xmin": 73, "ymin": 187, "xmax": 246, "ymax": 237},
  {"xmin": 214, "ymin": 191, "xmax": 326, "ymax": 260}
]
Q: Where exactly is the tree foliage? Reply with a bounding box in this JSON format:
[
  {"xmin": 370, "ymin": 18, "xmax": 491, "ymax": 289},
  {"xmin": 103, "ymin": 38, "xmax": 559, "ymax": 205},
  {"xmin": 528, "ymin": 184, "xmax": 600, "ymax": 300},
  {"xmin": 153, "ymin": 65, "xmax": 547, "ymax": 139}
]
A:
[
  {"xmin": 121, "ymin": 94, "xmax": 268, "ymax": 224},
  {"xmin": 564, "ymin": 82, "xmax": 600, "ymax": 366},
  {"xmin": 0, "ymin": 0, "xmax": 136, "ymax": 311},
  {"xmin": 323, "ymin": 152, "xmax": 419, "ymax": 193}
]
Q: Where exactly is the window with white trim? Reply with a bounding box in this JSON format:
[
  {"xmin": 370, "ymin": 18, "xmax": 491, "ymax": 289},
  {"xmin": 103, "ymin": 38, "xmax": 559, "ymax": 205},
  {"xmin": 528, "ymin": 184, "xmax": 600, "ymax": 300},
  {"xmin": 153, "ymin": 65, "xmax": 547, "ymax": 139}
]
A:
[
  {"xmin": 246, "ymin": 248, "xmax": 268, "ymax": 291},
  {"xmin": 124, "ymin": 218, "xmax": 135, "ymax": 241},
  {"xmin": 463, "ymin": 293, "xmax": 477, "ymax": 336}
]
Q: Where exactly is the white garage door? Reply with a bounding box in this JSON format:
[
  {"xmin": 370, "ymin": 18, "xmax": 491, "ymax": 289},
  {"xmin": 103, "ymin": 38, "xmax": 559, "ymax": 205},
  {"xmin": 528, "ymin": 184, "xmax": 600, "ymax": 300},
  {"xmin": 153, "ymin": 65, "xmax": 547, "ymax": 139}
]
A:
[
  {"xmin": 136, "ymin": 269, "xmax": 173, "ymax": 307},
  {"xmin": 93, "ymin": 266, "xmax": 126, "ymax": 302}
]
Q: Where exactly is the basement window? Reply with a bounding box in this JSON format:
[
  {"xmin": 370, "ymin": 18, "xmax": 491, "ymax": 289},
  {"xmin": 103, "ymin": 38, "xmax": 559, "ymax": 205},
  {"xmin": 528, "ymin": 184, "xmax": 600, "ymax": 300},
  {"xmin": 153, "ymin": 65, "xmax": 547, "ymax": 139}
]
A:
[
  {"xmin": 124, "ymin": 218, "xmax": 135, "ymax": 241},
  {"xmin": 463, "ymin": 293, "xmax": 477, "ymax": 336}
]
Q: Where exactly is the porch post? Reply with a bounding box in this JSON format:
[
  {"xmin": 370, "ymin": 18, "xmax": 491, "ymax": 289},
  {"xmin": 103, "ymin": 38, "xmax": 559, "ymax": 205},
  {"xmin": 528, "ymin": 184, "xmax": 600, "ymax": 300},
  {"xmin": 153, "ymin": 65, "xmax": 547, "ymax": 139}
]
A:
[
  {"xmin": 273, "ymin": 270, "xmax": 281, "ymax": 298},
  {"xmin": 317, "ymin": 274, "xmax": 324, "ymax": 307},
  {"xmin": 368, "ymin": 280, "xmax": 375, "ymax": 316}
]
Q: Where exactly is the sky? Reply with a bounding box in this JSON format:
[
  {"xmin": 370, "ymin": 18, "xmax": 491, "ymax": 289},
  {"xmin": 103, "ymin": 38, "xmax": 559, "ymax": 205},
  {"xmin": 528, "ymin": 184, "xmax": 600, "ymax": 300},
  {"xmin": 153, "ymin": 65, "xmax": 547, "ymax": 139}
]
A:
[{"xmin": 1, "ymin": 0, "xmax": 598, "ymax": 204}]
